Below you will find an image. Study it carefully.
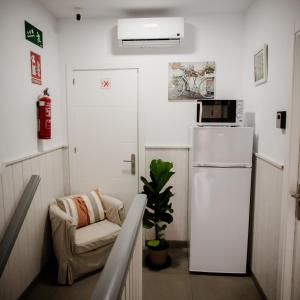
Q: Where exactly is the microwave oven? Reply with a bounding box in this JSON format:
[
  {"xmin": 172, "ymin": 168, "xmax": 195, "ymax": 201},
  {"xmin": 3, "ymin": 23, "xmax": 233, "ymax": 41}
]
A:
[{"xmin": 196, "ymin": 100, "xmax": 244, "ymax": 126}]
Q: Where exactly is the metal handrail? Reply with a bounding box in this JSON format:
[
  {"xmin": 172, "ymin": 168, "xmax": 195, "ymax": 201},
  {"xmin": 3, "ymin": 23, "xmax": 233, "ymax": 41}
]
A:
[
  {"xmin": 91, "ymin": 194, "xmax": 146, "ymax": 300},
  {"xmin": 0, "ymin": 175, "xmax": 41, "ymax": 277}
]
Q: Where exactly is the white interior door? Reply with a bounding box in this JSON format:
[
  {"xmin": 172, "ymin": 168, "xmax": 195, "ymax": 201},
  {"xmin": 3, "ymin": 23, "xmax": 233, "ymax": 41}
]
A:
[
  {"xmin": 68, "ymin": 68, "xmax": 138, "ymax": 211},
  {"xmin": 291, "ymin": 33, "xmax": 300, "ymax": 300},
  {"xmin": 292, "ymin": 164, "xmax": 300, "ymax": 300}
]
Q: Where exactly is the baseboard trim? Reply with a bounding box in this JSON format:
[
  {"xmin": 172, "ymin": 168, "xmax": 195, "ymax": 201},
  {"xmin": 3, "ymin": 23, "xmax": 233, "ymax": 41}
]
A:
[
  {"xmin": 168, "ymin": 240, "xmax": 188, "ymax": 248},
  {"xmin": 19, "ymin": 271, "xmax": 44, "ymax": 299},
  {"xmin": 251, "ymin": 271, "xmax": 268, "ymax": 300},
  {"xmin": 19, "ymin": 257, "xmax": 57, "ymax": 299}
]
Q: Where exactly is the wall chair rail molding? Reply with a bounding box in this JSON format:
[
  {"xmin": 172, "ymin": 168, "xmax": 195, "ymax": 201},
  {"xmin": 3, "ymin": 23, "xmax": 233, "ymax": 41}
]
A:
[
  {"xmin": 4, "ymin": 145, "xmax": 69, "ymax": 167},
  {"xmin": 145, "ymin": 145, "xmax": 191, "ymax": 150},
  {"xmin": 254, "ymin": 152, "xmax": 284, "ymax": 170}
]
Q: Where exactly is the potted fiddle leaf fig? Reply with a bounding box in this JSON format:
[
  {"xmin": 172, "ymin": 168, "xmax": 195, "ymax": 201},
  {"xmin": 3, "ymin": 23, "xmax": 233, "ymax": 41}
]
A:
[{"xmin": 141, "ymin": 159, "xmax": 175, "ymax": 268}]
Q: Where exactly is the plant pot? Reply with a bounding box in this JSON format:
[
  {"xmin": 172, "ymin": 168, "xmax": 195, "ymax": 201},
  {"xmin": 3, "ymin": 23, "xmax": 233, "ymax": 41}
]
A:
[{"xmin": 149, "ymin": 247, "xmax": 169, "ymax": 266}]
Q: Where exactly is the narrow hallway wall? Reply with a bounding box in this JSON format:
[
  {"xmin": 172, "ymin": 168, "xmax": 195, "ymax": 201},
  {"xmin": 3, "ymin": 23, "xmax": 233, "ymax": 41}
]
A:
[{"xmin": 0, "ymin": 0, "xmax": 65, "ymax": 163}]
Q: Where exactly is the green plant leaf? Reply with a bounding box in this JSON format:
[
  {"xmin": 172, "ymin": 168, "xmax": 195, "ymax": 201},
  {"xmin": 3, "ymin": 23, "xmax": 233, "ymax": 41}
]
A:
[
  {"xmin": 143, "ymin": 217, "xmax": 154, "ymax": 229},
  {"xmin": 140, "ymin": 159, "xmax": 175, "ymax": 238},
  {"xmin": 144, "ymin": 209, "xmax": 155, "ymax": 221},
  {"xmin": 140, "ymin": 177, "xmax": 155, "ymax": 194},
  {"xmin": 146, "ymin": 239, "xmax": 160, "ymax": 248},
  {"xmin": 158, "ymin": 186, "xmax": 174, "ymax": 205},
  {"xmin": 150, "ymin": 159, "xmax": 173, "ymax": 176},
  {"xmin": 158, "ymin": 212, "xmax": 173, "ymax": 224},
  {"xmin": 145, "ymin": 201, "xmax": 155, "ymax": 211},
  {"xmin": 149, "ymin": 160, "xmax": 174, "ymax": 193},
  {"xmin": 166, "ymin": 206, "xmax": 174, "ymax": 213},
  {"xmin": 156, "ymin": 172, "xmax": 175, "ymax": 193}
]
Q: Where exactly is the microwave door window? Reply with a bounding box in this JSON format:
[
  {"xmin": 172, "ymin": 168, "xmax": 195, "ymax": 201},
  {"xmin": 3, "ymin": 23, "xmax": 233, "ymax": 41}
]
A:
[
  {"xmin": 215, "ymin": 105, "xmax": 225, "ymax": 119},
  {"xmin": 202, "ymin": 104, "xmax": 228, "ymax": 119},
  {"xmin": 202, "ymin": 105, "xmax": 218, "ymax": 119},
  {"xmin": 201, "ymin": 101, "xmax": 236, "ymax": 123}
]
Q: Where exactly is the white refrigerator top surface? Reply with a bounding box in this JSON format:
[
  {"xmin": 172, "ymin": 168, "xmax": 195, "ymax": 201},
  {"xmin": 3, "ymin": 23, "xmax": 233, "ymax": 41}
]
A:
[{"xmin": 191, "ymin": 126, "xmax": 254, "ymax": 166}]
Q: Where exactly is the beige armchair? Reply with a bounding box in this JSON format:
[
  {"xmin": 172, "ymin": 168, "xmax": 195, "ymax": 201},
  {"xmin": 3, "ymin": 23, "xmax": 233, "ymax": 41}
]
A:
[{"xmin": 49, "ymin": 194, "xmax": 125, "ymax": 285}]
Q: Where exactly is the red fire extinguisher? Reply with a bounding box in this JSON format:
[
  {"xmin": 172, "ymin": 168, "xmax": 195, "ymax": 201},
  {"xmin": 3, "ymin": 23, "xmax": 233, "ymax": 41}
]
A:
[{"xmin": 37, "ymin": 88, "xmax": 51, "ymax": 139}]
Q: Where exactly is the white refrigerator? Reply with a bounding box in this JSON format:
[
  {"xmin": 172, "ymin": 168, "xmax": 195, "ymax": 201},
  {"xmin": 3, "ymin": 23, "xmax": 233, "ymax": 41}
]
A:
[{"xmin": 189, "ymin": 126, "xmax": 253, "ymax": 273}]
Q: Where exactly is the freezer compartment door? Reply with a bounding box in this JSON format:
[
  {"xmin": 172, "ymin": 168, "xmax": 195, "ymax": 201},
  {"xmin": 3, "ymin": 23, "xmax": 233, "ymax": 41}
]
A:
[
  {"xmin": 189, "ymin": 167, "xmax": 251, "ymax": 273},
  {"xmin": 191, "ymin": 126, "xmax": 253, "ymax": 165}
]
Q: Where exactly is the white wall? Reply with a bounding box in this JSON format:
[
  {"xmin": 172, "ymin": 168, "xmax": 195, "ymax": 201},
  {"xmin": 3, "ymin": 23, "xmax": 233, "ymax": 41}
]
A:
[
  {"xmin": 58, "ymin": 14, "xmax": 244, "ymax": 146},
  {"xmin": 242, "ymin": 1, "xmax": 300, "ymax": 298},
  {"xmin": 0, "ymin": 0, "xmax": 64, "ymax": 163},
  {"xmin": 242, "ymin": 0, "xmax": 299, "ymax": 163}
]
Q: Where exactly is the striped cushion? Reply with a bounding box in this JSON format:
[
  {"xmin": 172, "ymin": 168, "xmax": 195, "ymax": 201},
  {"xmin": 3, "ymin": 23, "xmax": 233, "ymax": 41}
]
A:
[{"xmin": 57, "ymin": 188, "xmax": 105, "ymax": 228}]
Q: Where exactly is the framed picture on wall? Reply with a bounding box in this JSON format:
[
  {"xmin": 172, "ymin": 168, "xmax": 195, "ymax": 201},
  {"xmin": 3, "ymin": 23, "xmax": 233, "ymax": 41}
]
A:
[
  {"xmin": 254, "ymin": 44, "xmax": 268, "ymax": 86},
  {"xmin": 168, "ymin": 62, "xmax": 215, "ymax": 101}
]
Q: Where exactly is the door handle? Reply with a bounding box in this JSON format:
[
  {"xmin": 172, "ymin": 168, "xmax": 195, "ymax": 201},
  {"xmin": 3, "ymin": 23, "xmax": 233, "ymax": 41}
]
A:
[
  {"xmin": 123, "ymin": 154, "xmax": 136, "ymax": 175},
  {"xmin": 291, "ymin": 193, "xmax": 300, "ymax": 200},
  {"xmin": 291, "ymin": 184, "xmax": 300, "ymax": 221}
]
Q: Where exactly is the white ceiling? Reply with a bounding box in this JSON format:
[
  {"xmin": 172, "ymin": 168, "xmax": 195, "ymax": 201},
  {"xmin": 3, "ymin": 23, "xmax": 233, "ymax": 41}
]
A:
[{"xmin": 38, "ymin": 0, "xmax": 254, "ymax": 19}]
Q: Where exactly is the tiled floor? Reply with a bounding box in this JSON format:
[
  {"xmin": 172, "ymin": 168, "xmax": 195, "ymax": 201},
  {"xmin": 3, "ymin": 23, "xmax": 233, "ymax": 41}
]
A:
[
  {"xmin": 143, "ymin": 248, "xmax": 263, "ymax": 300},
  {"xmin": 22, "ymin": 248, "xmax": 263, "ymax": 300},
  {"xmin": 21, "ymin": 266, "xmax": 101, "ymax": 300}
]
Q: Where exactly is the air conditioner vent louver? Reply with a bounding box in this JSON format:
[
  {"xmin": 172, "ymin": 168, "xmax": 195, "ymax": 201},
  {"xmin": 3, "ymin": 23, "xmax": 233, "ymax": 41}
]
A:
[{"xmin": 121, "ymin": 38, "xmax": 181, "ymax": 48}]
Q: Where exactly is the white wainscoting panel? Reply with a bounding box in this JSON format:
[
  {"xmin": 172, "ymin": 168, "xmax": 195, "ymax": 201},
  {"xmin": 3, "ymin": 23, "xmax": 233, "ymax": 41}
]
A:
[
  {"xmin": 0, "ymin": 177, "xmax": 4, "ymax": 241},
  {"xmin": 293, "ymin": 221, "xmax": 300, "ymax": 300},
  {"xmin": 0, "ymin": 147, "xmax": 69, "ymax": 300},
  {"xmin": 145, "ymin": 147, "xmax": 189, "ymax": 241},
  {"xmin": 251, "ymin": 156, "xmax": 283, "ymax": 300}
]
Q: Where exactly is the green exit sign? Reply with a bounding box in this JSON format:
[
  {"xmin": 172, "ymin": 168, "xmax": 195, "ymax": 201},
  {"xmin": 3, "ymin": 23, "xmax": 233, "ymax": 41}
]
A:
[{"xmin": 25, "ymin": 21, "xmax": 43, "ymax": 48}]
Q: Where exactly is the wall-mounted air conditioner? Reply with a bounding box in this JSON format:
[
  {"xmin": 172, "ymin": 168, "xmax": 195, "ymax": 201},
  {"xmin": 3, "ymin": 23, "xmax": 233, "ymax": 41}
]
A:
[{"xmin": 117, "ymin": 17, "xmax": 184, "ymax": 48}]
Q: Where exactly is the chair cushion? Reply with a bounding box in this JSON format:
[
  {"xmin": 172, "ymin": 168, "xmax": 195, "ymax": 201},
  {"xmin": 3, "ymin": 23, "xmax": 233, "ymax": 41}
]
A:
[
  {"xmin": 57, "ymin": 188, "xmax": 105, "ymax": 228},
  {"xmin": 74, "ymin": 220, "xmax": 121, "ymax": 254}
]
